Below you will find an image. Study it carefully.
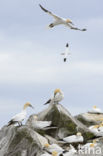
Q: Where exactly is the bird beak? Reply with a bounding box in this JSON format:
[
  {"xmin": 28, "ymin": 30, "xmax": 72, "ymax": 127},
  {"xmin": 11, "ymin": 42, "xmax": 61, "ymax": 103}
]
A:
[
  {"xmin": 71, "ymin": 22, "xmax": 74, "ymax": 25},
  {"xmin": 30, "ymin": 105, "xmax": 34, "ymax": 109}
]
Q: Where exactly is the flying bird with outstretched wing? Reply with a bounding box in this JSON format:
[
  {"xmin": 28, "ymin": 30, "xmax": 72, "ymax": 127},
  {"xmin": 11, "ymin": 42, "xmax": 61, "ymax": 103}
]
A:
[
  {"xmin": 61, "ymin": 43, "xmax": 71, "ymax": 62},
  {"xmin": 39, "ymin": 4, "xmax": 87, "ymax": 31}
]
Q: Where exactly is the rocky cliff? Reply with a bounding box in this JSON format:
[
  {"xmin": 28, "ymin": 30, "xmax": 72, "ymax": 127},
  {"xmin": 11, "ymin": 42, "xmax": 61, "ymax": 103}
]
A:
[{"xmin": 0, "ymin": 104, "xmax": 103, "ymax": 156}]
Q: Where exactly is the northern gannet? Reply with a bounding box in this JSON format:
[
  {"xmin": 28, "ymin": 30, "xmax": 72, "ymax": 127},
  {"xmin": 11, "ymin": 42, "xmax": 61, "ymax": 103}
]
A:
[
  {"xmin": 79, "ymin": 139, "xmax": 98, "ymax": 151},
  {"xmin": 8, "ymin": 102, "xmax": 33, "ymax": 126},
  {"xmin": 63, "ymin": 132, "xmax": 84, "ymax": 143},
  {"xmin": 62, "ymin": 145, "xmax": 77, "ymax": 156},
  {"xmin": 39, "ymin": 4, "xmax": 87, "ymax": 31},
  {"xmin": 44, "ymin": 143, "xmax": 64, "ymax": 153},
  {"xmin": 32, "ymin": 115, "xmax": 52, "ymax": 129},
  {"xmin": 44, "ymin": 89, "xmax": 64, "ymax": 105},
  {"xmin": 89, "ymin": 125, "xmax": 100, "ymax": 134},
  {"xmin": 61, "ymin": 43, "xmax": 71, "ymax": 62},
  {"xmin": 89, "ymin": 106, "xmax": 102, "ymax": 114}
]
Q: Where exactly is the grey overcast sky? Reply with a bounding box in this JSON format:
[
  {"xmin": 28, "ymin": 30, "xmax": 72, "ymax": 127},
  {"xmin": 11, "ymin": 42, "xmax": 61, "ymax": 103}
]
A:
[{"xmin": 0, "ymin": 0, "xmax": 103, "ymax": 127}]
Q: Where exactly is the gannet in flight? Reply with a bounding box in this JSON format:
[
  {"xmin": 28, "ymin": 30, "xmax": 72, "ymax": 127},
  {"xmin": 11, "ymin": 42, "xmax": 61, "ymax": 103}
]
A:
[
  {"xmin": 8, "ymin": 102, "xmax": 34, "ymax": 126},
  {"xmin": 39, "ymin": 4, "xmax": 87, "ymax": 31},
  {"xmin": 61, "ymin": 43, "xmax": 71, "ymax": 62},
  {"xmin": 44, "ymin": 89, "xmax": 64, "ymax": 105},
  {"xmin": 63, "ymin": 132, "xmax": 84, "ymax": 143}
]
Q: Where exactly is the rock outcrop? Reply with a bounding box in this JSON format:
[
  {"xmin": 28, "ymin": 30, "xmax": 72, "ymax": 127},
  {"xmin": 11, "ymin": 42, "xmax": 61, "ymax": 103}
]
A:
[
  {"xmin": 75, "ymin": 112, "xmax": 103, "ymax": 127},
  {"xmin": 27, "ymin": 104, "xmax": 95, "ymax": 141},
  {"xmin": 0, "ymin": 104, "xmax": 102, "ymax": 156}
]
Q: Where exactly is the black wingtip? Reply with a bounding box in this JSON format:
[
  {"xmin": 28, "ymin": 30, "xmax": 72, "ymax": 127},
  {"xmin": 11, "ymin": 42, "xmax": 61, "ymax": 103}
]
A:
[
  {"xmin": 66, "ymin": 43, "xmax": 69, "ymax": 47},
  {"xmin": 64, "ymin": 58, "xmax": 66, "ymax": 62},
  {"xmin": 39, "ymin": 4, "xmax": 48, "ymax": 13},
  {"xmin": 82, "ymin": 28, "xmax": 87, "ymax": 31}
]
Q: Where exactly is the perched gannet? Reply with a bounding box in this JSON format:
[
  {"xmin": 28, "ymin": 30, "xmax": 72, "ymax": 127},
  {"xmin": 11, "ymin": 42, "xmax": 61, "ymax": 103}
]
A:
[
  {"xmin": 89, "ymin": 125, "xmax": 100, "ymax": 134},
  {"xmin": 61, "ymin": 43, "xmax": 71, "ymax": 62},
  {"xmin": 63, "ymin": 132, "xmax": 84, "ymax": 143},
  {"xmin": 44, "ymin": 89, "xmax": 64, "ymax": 105},
  {"xmin": 32, "ymin": 115, "xmax": 52, "ymax": 129},
  {"xmin": 62, "ymin": 145, "xmax": 77, "ymax": 156},
  {"xmin": 44, "ymin": 143, "xmax": 64, "ymax": 153},
  {"xmin": 8, "ymin": 102, "xmax": 33, "ymax": 126},
  {"xmin": 79, "ymin": 139, "xmax": 98, "ymax": 150},
  {"xmin": 39, "ymin": 4, "xmax": 86, "ymax": 31},
  {"xmin": 89, "ymin": 106, "xmax": 102, "ymax": 114}
]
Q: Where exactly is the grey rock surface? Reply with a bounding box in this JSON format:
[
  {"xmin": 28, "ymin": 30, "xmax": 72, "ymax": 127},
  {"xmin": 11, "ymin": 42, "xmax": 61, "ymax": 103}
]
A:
[
  {"xmin": 0, "ymin": 104, "xmax": 102, "ymax": 156},
  {"xmin": 75, "ymin": 112, "xmax": 103, "ymax": 127},
  {"xmin": 27, "ymin": 104, "xmax": 95, "ymax": 141}
]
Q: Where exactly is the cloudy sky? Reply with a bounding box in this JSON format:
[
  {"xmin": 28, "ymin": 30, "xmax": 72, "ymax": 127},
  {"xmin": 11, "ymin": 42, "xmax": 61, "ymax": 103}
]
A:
[{"xmin": 0, "ymin": 0, "xmax": 103, "ymax": 127}]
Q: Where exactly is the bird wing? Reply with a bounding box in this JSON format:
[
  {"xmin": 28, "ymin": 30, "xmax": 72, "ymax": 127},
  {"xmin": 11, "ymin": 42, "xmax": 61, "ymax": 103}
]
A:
[
  {"xmin": 65, "ymin": 23, "xmax": 87, "ymax": 31},
  {"xmin": 39, "ymin": 4, "xmax": 62, "ymax": 21},
  {"xmin": 34, "ymin": 121, "xmax": 52, "ymax": 129},
  {"xmin": 44, "ymin": 99, "xmax": 51, "ymax": 105},
  {"xmin": 61, "ymin": 53, "xmax": 65, "ymax": 55},
  {"xmin": 11, "ymin": 112, "xmax": 25, "ymax": 122}
]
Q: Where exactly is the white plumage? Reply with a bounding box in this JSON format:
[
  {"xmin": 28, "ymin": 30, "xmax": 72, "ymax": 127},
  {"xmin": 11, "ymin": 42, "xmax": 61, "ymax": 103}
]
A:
[
  {"xmin": 44, "ymin": 89, "xmax": 64, "ymax": 105},
  {"xmin": 44, "ymin": 143, "xmax": 64, "ymax": 153},
  {"xmin": 8, "ymin": 102, "xmax": 33, "ymax": 126},
  {"xmin": 63, "ymin": 132, "xmax": 84, "ymax": 143},
  {"xmin": 61, "ymin": 43, "xmax": 71, "ymax": 62},
  {"xmin": 39, "ymin": 4, "xmax": 86, "ymax": 31},
  {"xmin": 32, "ymin": 116, "xmax": 52, "ymax": 129},
  {"xmin": 89, "ymin": 106, "xmax": 102, "ymax": 114}
]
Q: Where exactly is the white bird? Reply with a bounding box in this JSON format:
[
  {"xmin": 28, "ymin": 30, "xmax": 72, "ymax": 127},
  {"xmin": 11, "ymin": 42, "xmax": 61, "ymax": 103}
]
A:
[
  {"xmin": 44, "ymin": 89, "xmax": 64, "ymax": 105},
  {"xmin": 32, "ymin": 115, "xmax": 52, "ymax": 129},
  {"xmin": 79, "ymin": 139, "xmax": 98, "ymax": 151},
  {"xmin": 44, "ymin": 143, "xmax": 64, "ymax": 154},
  {"xmin": 61, "ymin": 43, "xmax": 71, "ymax": 62},
  {"xmin": 63, "ymin": 132, "xmax": 84, "ymax": 143},
  {"xmin": 39, "ymin": 4, "xmax": 87, "ymax": 31},
  {"xmin": 63, "ymin": 145, "xmax": 77, "ymax": 156},
  {"xmin": 8, "ymin": 102, "xmax": 33, "ymax": 126},
  {"xmin": 89, "ymin": 106, "xmax": 102, "ymax": 114},
  {"xmin": 89, "ymin": 125, "xmax": 100, "ymax": 134}
]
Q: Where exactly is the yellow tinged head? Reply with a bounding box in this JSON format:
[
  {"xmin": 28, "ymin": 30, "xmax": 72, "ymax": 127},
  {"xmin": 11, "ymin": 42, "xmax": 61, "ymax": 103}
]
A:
[
  {"xmin": 23, "ymin": 102, "xmax": 33, "ymax": 110},
  {"xmin": 93, "ymin": 140, "xmax": 97, "ymax": 144},
  {"xmin": 52, "ymin": 151, "xmax": 58, "ymax": 156},
  {"xmin": 76, "ymin": 132, "xmax": 82, "ymax": 136},
  {"xmin": 54, "ymin": 88, "xmax": 61, "ymax": 95},
  {"xmin": 93, "ymin": 106, "xmax": 97, "ymax": 109},
  {"xmin": 44, "ymin": 143, "xmax": 50, "ymax": 148},
  {"xmin": 93, "ymin": 125, "xmax": 99, "ymax": 129},
  {"xmin": 34, "ymin": 115, "xmax": 38, "ymax": 120},
  {"xmin": 90, "ymin": 143, "xmax": 95, "ymax": 147},
  {"xmin": 66, "ymin": 19, "xmax": 72, "ymax": 23}
]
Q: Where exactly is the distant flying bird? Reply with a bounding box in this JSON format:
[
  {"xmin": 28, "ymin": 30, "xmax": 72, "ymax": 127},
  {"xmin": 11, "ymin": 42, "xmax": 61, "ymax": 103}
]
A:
[
  {"xmin": 39, "ymin": 4, "xmax": 87, "ymax": 31},
  {"xmin": 8, "ymin": 102, "xmax": 34, "ymax": 126},
  {"xmin": 44, "ymin": 89, "xmax": 64, "ymax": 105},
  {"xmin": 61, "ymin": 43, "xmax": 71, "ymax": 62}
]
